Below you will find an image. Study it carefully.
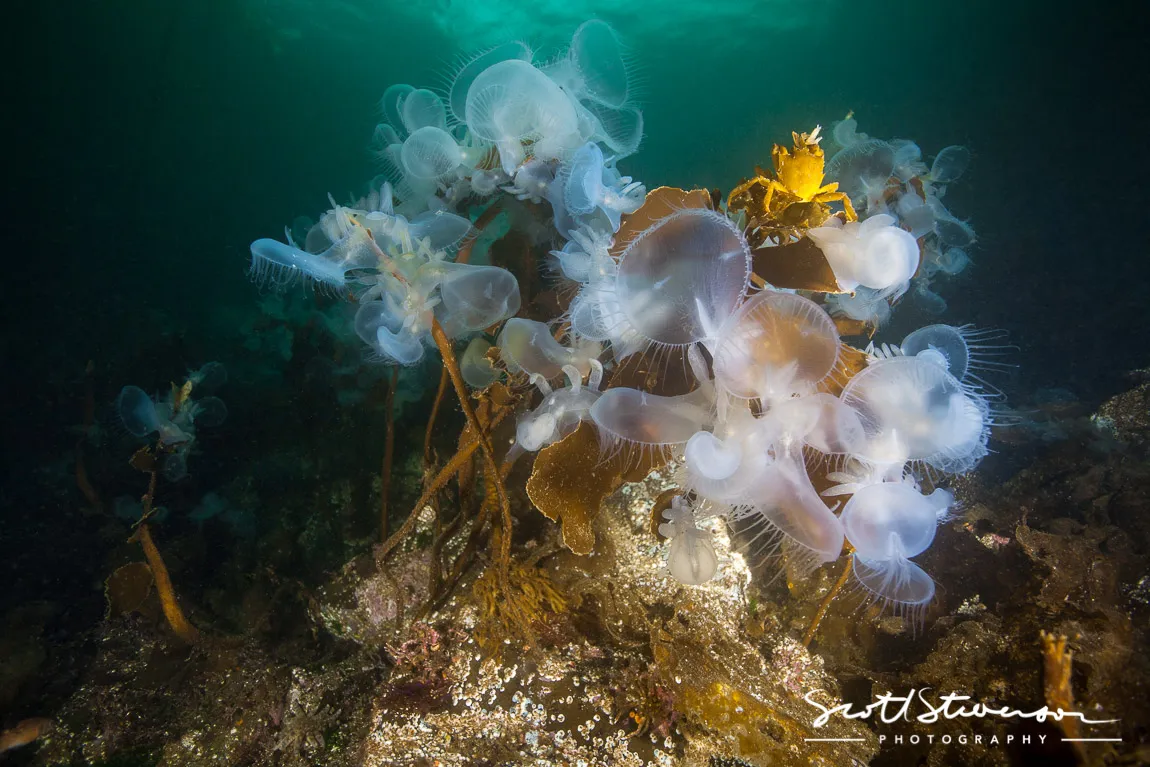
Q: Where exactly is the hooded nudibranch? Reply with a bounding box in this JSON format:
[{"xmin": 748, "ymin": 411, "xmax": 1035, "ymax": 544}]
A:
[{"xmin": 659, "ymin": 496, "xmax": 719, "ymax": 586}]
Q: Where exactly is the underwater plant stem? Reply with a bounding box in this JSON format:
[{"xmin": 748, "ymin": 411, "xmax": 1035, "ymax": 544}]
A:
[
  {"xmin": 74, "ymin": 446, "xmax": 101, "ymax": 510},
  {"xmin": 433, "ymin": 457, "xmax": 518, "ymax": 609},
  {"xmin": 381, "ymin": 365, "xmax": 399, "ymax": 542},
  {"xmin": 430, "ymin": 318, "xmax": 513, "ymax": 586},
  {"xmin": 130, "ymin": 523, "xmax": 200, "ymax": 644},
  {"xmin": 415, "ymin": 197, "xmax": 500, "ymax": 470},
  {"xmin": 425, "ymin": 497, "xmax": 451, "ymax": 603},
  {"xmin": 802, "ymin": 555, "xmax": 853, "ymax": 648},
  {"xmin": 1040, "ymin": 631, "xmax": 1084, "ymax": 755},
  {"xmin": 383, "ymin": 375, "xmax": 517, "ymax": 608},
  {"xmin": 494, "ymin": 457, "xmax": 515, "ymax": 546},
  {"xmin": 423, "ymin": 366, "xmax": 451, "ymax": 467},
  {"xmin": 433, "ymin": 491, "xmax": 497, "ymax": 612},
  {"xmin": 380, "ymin": 440, "xmax": 481, "ymax": 561},
  {"xmin": 456, "ymin": 200, "xmax": 503, "ymax": 265}
]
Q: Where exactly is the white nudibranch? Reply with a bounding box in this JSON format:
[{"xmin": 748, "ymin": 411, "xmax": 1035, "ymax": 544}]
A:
[
  {"xmin": 840, "ymin": 483, "xmax": 954, "ymax": 625},
  {"xmin": 659, "ymin": 497, "xmax": 718, "ymax": 586},
  {"xmin": 806, "ymin": 213, "xmax": 920, "ymax": 293}
]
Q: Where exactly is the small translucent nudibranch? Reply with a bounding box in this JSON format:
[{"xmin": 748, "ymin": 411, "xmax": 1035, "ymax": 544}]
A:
[{"xmin": 659, "ymin": 496, "xmax": 719, "ymax": 586}]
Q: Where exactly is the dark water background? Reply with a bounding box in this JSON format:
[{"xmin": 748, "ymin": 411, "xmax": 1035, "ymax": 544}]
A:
[
  {"xmin": 1, "ymin": 0, "xmax": 1148, "ymax": 745},
  {"xmin": 5, "ymin": 1, "xmax": 1147, "ymax": 409}
]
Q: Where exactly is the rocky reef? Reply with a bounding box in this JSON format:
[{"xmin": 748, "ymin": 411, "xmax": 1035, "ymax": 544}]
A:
[{"xmin": 2, "ymin": 375, "xmax": 1143, "ymax": 766}]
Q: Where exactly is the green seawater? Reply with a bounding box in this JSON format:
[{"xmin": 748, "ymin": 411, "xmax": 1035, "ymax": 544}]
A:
[
  {"xmin": 2, "ymin": 4, "xmax": 1148, "ymax": 764},
  {"xmin": 8, "ymin": 0, "xmax": 1142, "ymax": 403}
]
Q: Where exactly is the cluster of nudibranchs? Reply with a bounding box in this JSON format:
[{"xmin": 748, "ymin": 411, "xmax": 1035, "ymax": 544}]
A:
[
  {"xmin": 249, "ymin": 21, "xmax": 1007, "ymax": 624},
  {"xmin": 116, "ymin": 362, "xmax": 228, "ymax": 480}
]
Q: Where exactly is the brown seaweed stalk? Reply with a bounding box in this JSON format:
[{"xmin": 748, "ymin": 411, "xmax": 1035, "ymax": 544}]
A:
[
  {"xmin": 130, "ymin": 523, "xmax": 200, "ymax": 644},
  {"xmin": 1040, "ymin": 630, "xmax": 1085, "ymax": 759},
  {"xmin": 429, "ymin": 318, "xmax": 514, "ymax": 585},
  {"xmin": 425, "ymin": 494, "xmax": 456, "ymax": 602},
  {"xmin": 378, "ymin": 385, "xmax": 518, "ymax": 568},
  {"xmin": 384, "ymin": 389, "xmax": 518, "ymax": 615},
  {"xmin": 74, "ymin": 446, "xmax": 101, "ymax": 510},
  {"xmin": 380, "ymin": 365, "xmax": 399, "ymax": 542},
  {"xmin": 429, "ymin": 400, "xmax": 518, "ymax": 603},
  {"xmin": 422, "ymin": 366, "xmax": 450, "ymax": 467},
  {"xmin": 424, "ymin": 456, "xmax": 520, "ymax": 622},
  {"xmin": 358, "ymin": 203, "xmax": 517, "ymax": 588},
  {"xmin": 0, "ymin": 718, "xmax": 53, "ymax": 755},
  {"xmin": 127, "ymin": 447, "xmax": 200, "ymax": 644},
  {"xmin": 802, "ymin": 555, "xmax": 853, "ymax": 648},
  {"xmin": 380, "ymin": 436, "xmax": 483, "ymax": 561},
  {"xmin": 457, "ymin": 200, "xmax": 502, "ymax": 265},
  {"xmin": 420, "ymin": 200, "xmax": 503, "ymax": 468}
]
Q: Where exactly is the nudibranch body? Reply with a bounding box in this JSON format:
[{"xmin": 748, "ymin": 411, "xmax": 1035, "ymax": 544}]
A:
[
  {"xmin": 659, "ymin": 496, "xmax": 719, "ymax": 586},
  {"xmin": 841, "ymin": 483, "xmax": 954, "ymax": 623}
]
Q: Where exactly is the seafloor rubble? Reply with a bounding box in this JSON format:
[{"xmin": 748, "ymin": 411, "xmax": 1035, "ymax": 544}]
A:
[{"xmin": 8, "ymin": 375, "xmax": 1147, "ymax": 767}]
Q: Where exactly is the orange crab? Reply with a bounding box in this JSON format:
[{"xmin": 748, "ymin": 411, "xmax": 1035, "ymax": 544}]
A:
[{"xmin": 728, "ymin": 125, "xmax": 857, "ymax": 247}]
